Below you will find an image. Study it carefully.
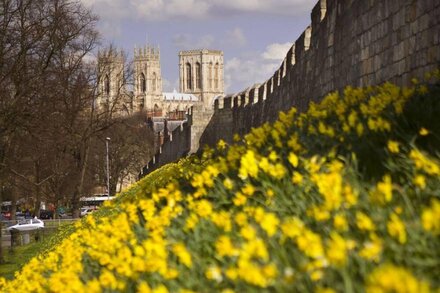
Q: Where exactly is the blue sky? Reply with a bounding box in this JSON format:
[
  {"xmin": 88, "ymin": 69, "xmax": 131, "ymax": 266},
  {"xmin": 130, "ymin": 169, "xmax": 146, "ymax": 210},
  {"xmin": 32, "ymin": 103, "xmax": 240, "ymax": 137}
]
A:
[{"xmin": 81, "ymin": 0, "xmax": 316, "ymax": 94}]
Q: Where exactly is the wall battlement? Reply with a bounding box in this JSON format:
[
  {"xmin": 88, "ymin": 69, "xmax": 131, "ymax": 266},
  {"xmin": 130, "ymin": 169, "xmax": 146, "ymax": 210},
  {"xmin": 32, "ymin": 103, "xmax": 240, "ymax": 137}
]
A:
[
  {"xmin": 140, "ymin": 0, "xmax": 440, "ymax": 178},
  {"xmin": 179, "ymin": 49, "xmax": 223, "ymax": 56},
  {"xmin": 201, "ymin": 0, "xmax": 440, "ymax": 147},
  {"xmin": 98, "ymin": 48, "xmax": 125, "ymax": 59},
  {"xmin": 134, "ymin": 45, "xmax": 160, "ymax": 59}
]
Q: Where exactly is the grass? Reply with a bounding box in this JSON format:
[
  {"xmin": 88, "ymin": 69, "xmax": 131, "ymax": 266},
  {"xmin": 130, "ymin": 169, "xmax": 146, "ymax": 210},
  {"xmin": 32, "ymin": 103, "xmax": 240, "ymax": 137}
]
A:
[
  {"xmin": 42, "ymin": 219, "xmax": 77, "ymax": 229},
  {"xmin": 0, "ymin": 220, "xmax": 78, "ymax": 280},
  {"xmin": 0, "ymin": 242, "xmax": 43, "ymax": 280}
]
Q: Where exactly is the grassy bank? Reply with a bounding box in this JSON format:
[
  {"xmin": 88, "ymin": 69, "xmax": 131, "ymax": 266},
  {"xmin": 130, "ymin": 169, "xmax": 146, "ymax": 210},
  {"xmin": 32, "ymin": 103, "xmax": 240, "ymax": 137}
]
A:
[
  {"xmin": 0, "ymin": 242, "xmax": 44, "ymax": 280},
  {"xmin": 1, "ymin": 74, "xmax": 440, "ymax": 292},
  {"xmin": 0, "ymin": 219, "xmax": 78, "ymax": 280}
]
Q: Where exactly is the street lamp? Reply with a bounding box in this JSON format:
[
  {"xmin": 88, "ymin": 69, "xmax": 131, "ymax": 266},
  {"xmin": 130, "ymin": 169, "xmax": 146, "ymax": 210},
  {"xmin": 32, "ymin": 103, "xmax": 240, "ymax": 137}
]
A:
[{"xmin": 105, "ymin": 137, "xmax": 111, "ymax": 198}]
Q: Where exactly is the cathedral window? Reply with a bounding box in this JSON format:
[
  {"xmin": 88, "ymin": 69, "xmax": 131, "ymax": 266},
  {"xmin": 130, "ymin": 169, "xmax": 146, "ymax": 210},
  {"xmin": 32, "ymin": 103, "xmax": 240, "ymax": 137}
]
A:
[
  {"xmin": 104, "ymin": 74, "xmax": 110, "ymax": 95},
  {"xmin": 195, "ymin": 62, "xmax": 201, "ymax": 89},
  {"xmin": 186, "ymin": 63, "xmax": 192, "ymax": 90},
  {"xmin": 152, "ymin": 72, "xmax": 157, "ymax": 92},
  {"xmin": 214, "ymin": 63, "xmax": 219, "ymax": 89},
  {"xmin": 209, "ymin": 62, "xmax": 213, "ymax": 89},
  {"xmin": 140, "ymin": 73, "xmax": 146, "ymax": 93}
]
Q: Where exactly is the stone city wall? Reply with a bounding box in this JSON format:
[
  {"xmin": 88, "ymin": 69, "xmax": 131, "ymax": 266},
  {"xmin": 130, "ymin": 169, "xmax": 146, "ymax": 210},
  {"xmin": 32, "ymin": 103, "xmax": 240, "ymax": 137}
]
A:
[
  {"xmin": 140, "ymin": 111, "xmax": 193, "ymax": 178},
  {"xmin": 140, "ymin": 0, "xmax": 440, "ymax": 177},
  {"xmin": 200, "ymin": 0, "xmax": 440, "ymax": 146}
]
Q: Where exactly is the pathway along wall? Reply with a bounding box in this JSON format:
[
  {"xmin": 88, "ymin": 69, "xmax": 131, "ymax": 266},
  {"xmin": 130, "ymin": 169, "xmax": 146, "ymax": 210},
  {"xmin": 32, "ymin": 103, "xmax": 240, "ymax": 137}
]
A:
[{"xmin": 200, "ymin": 0, "xmax": 440, "ymax": 146}]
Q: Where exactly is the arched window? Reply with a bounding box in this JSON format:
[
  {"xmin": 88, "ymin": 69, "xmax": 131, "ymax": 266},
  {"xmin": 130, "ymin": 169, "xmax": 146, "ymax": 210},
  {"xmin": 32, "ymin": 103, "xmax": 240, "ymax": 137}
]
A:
[
  {"xmin": 104, "ymin": 74, "xmax": 110, "ymax": 95},
  {"xmin": 186, "ymin": 63, "xmax": 192, "ymax": 90},
  {"xmin": 152, "ymin": 72, "xmax": 157, "ymax": 92},
  {"xmin": 195, "ymin": 62, "xmax": 201, "ymax": 89},
  {"xmin": 140, "ymin": 73, "xmax": 146, "ymax": 93},
  {"xmin": 214, "ymin": 63, "xmax": 219, "ymax": 89},
  {"xmin": 208, "ymin": 62, "xmax": 213, "ymax": 89}
]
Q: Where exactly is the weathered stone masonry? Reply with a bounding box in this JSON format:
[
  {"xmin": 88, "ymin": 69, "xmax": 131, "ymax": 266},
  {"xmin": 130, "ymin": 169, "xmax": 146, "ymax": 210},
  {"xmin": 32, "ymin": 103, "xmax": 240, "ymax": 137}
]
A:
[
  {"xmin": 141, "ymin": 0, "xmax": 440, "ymax": 178},
  {"xmin": 141, "ymin": 109, "xmax": 193, "ymax": 176},
  {"xmin": 200, "ymin": 0, "xmax": 440, "ymax": 147}
]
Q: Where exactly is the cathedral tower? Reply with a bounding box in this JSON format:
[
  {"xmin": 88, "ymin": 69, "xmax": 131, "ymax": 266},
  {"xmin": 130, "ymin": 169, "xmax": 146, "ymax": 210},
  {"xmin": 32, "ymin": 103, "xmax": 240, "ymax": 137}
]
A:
[
  {"xmin": 97, "ymin": 48, "xmax": 125, "ymax": 111},
  {"xmin": 134, "ymin": 45, "xmax": 163, "ymax": 112},
  {"xmin": 179, "ymin": 50, "xmax": 224, "ymax": 108}
]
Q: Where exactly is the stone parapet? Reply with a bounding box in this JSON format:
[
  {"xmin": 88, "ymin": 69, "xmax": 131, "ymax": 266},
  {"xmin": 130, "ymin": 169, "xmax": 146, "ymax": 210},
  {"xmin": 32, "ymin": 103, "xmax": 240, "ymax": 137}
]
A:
[{"xmin": 200, "ymin": 0, "xmax": 440, "ymax": 147}]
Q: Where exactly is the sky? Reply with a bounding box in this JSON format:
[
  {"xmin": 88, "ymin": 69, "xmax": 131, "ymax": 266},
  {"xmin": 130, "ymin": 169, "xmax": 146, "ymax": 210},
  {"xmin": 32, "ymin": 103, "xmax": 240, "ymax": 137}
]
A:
[{"xmin": 81, "ymin": 0, "xmax": 316, "ymax": 94}]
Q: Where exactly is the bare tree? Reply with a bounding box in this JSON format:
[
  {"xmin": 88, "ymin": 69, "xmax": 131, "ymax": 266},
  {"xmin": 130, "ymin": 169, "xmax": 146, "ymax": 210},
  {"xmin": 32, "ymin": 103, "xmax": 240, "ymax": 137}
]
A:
[
  {"xmin": 0, "ymin": 0, "xmax": 99, "ymax": 219},
  {"xmin": 91, "ymin": 112, "xmax": 154, "ymax": 196},
  {"xmin": 0, "ymin": 0, "xmax": 155, "ymax": 229}
]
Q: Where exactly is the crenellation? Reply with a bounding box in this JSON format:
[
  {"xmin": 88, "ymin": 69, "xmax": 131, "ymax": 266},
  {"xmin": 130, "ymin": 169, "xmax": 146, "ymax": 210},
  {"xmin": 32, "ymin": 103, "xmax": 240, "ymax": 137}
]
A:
[
  {"xmin": 275, "ymin": 69, "xmax": 281, "ymax": 86},
  {"xmin": 281, "ymin": 58, "xmax": 287, "ymax": 78},
  {"xmin": 240, "ymin": 93, "xmax": 247, "ymax": 107},
  {"xmin": 320, "ymin": 0, "xmax": 327, "ymax": 20},
  {"xmin": 267, "ymin": 78, "xmax": 273, "ymax": 95},
  {"xmin": 233, "ymin": 95, "xmax": 239, "ymax": 108},
  {"xmin": 179, "ymin": 49, "xmax": 223, "ymax": 56},
  {"xmin": 134, "ymin": 45, "xmax": 160, "ymax": 58},
  {"xmin": 217, "ymin": 97, "xmax": 226, "ymax": 110},
  {"xmin": 249, "ymin": 85, "xmax": 259, "ymax": 105},
  {"xmin": 294, "ymin": 26, "xmax": 312, "ymax": 62},
  {"xmin": 287, "ymin": 45, "xmax": 296, "ymax": 66},
  {"xmin": 248, "ymin": 91, "xmax": 255, "ymax": 105},
  {"xmin": 258, "ymin": 83, "xmax": 267, "ymax": 103},
  {"xmin": 305, "ymin": 26, "xmax": 312, "ymax": 51},
  {"xmin": 223, "ymin": 96, "xmax": 232, "ymax": 109},
  {"xmin": 143, "ymin": 0, "xmax": 440, "ymax": 178},
  {"xmin": 312, "ymin": 0, "xmax": 327, "ymax": 32}
]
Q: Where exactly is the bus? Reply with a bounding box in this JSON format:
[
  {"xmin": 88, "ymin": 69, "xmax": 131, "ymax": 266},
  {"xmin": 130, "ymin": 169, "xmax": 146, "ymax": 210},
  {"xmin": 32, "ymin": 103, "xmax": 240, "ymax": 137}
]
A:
[
  {"xmin": 79, "ymin": 195, "xmax": 115, "ymax": 208},
  {"xmin": 79, "ymin": 195, "xmax": 115, "ymax": 217}
]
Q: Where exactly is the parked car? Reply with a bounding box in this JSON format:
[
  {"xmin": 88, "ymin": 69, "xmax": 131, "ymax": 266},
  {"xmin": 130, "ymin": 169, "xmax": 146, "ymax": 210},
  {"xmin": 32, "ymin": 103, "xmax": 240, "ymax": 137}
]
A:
[
  {"xmin": 0, "ymin": 213, "xmax": 9, "ymax": 223},
  {"xmin": 6, "ymin": 218, "xmax": 44, "ymax": 232},
  {"xmin": 39, "ymin": 210, "xmax": 54, "ymax": 219},
  {"xmin": 1, "ymin": 211, "xmax": 11, "ymax": 220}
]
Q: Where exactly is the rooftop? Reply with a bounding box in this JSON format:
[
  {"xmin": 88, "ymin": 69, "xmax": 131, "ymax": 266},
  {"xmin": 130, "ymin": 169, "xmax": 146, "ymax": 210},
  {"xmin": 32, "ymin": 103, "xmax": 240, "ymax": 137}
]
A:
[{"xmin": 163, "ymin": 90, "xmax": 199, "ymax": 102}]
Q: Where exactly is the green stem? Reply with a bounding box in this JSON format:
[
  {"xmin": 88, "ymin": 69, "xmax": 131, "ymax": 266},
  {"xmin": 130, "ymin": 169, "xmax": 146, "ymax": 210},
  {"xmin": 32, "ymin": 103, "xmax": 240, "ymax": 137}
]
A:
[{"xmin": 342, "ymin": 267, "xmax": 354, "ymax": 293}]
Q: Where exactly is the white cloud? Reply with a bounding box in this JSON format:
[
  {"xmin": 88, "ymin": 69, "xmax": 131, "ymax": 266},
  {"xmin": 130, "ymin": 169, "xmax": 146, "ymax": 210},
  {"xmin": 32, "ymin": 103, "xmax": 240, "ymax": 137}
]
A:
[
  {"xmin": 261, "ymin": 42, "xmax": 293, "ymax": 60},
  {"xmin": 132, "ymin": 0, "xmax": 210, "ymax": 21},
  {"xmin": 81, "ymin": 0, "xmax": 314, "ymax": 22},
  {"xmin": 173, "ymin": 28, "xmax": 247, "ymax": 51},
  {"xmin": 224, "ymin": 42, "xmax": 292, "ymax": 93},
  {"xmin": 172, "ymin": 34, "xmax": 215, "ymax": 50},
  {"xmin": 224, "ymin": 56, "xmax": 280, "ymax": 93},
  {"xmin": 225, "ymin": 28, "xmax": 247, "ymax": 47},
  {"xmin": 213, "ymin": 0, "xmax": 312, "ymax": 15}
]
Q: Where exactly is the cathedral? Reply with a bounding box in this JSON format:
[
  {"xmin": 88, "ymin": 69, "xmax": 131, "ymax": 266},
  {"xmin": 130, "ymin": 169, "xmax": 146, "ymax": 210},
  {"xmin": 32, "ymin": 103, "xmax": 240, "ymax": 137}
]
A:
[
  {"xmin": 94, "ymin": 46, "xmax": 225, "ymax": 191},
  {"xmin": 96, "ymin": 46, "xmax": 225, "ymax": 119}
]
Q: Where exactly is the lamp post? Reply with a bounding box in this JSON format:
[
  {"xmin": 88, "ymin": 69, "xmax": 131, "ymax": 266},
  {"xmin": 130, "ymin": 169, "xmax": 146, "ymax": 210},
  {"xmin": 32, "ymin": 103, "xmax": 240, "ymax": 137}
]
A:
[{"xmin": 105, "ymin": 137, "xmax": 111, "ymax": 198}]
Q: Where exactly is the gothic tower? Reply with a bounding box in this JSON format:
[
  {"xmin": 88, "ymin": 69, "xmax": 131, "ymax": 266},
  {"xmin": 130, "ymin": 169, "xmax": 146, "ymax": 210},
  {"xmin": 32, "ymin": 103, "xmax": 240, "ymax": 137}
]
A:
[
  {"xmin": 97, "ymin": 48, "xmax": 125, "ymax": 111},
  {"xmin": 179, "ymin": 49, "xmax": 224, "ymax": 108},
  {"xmin": 134, "ymin": 45, "xmax": 163, "ymax": 112}
]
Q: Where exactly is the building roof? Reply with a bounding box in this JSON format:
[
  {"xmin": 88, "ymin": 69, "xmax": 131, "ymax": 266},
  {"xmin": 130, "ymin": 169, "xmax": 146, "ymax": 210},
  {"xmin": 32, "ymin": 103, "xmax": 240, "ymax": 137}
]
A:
[
  {"xmin": 179, "ymin": 49, "xmax": 223, "ymax": 56},
  {"xmin": 150, "ymin": 118, "xmax": 186, "ymax": 133},
  {"xmin": 163, "ymin": 90, "xmax": 199, "ymax": 102}
]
